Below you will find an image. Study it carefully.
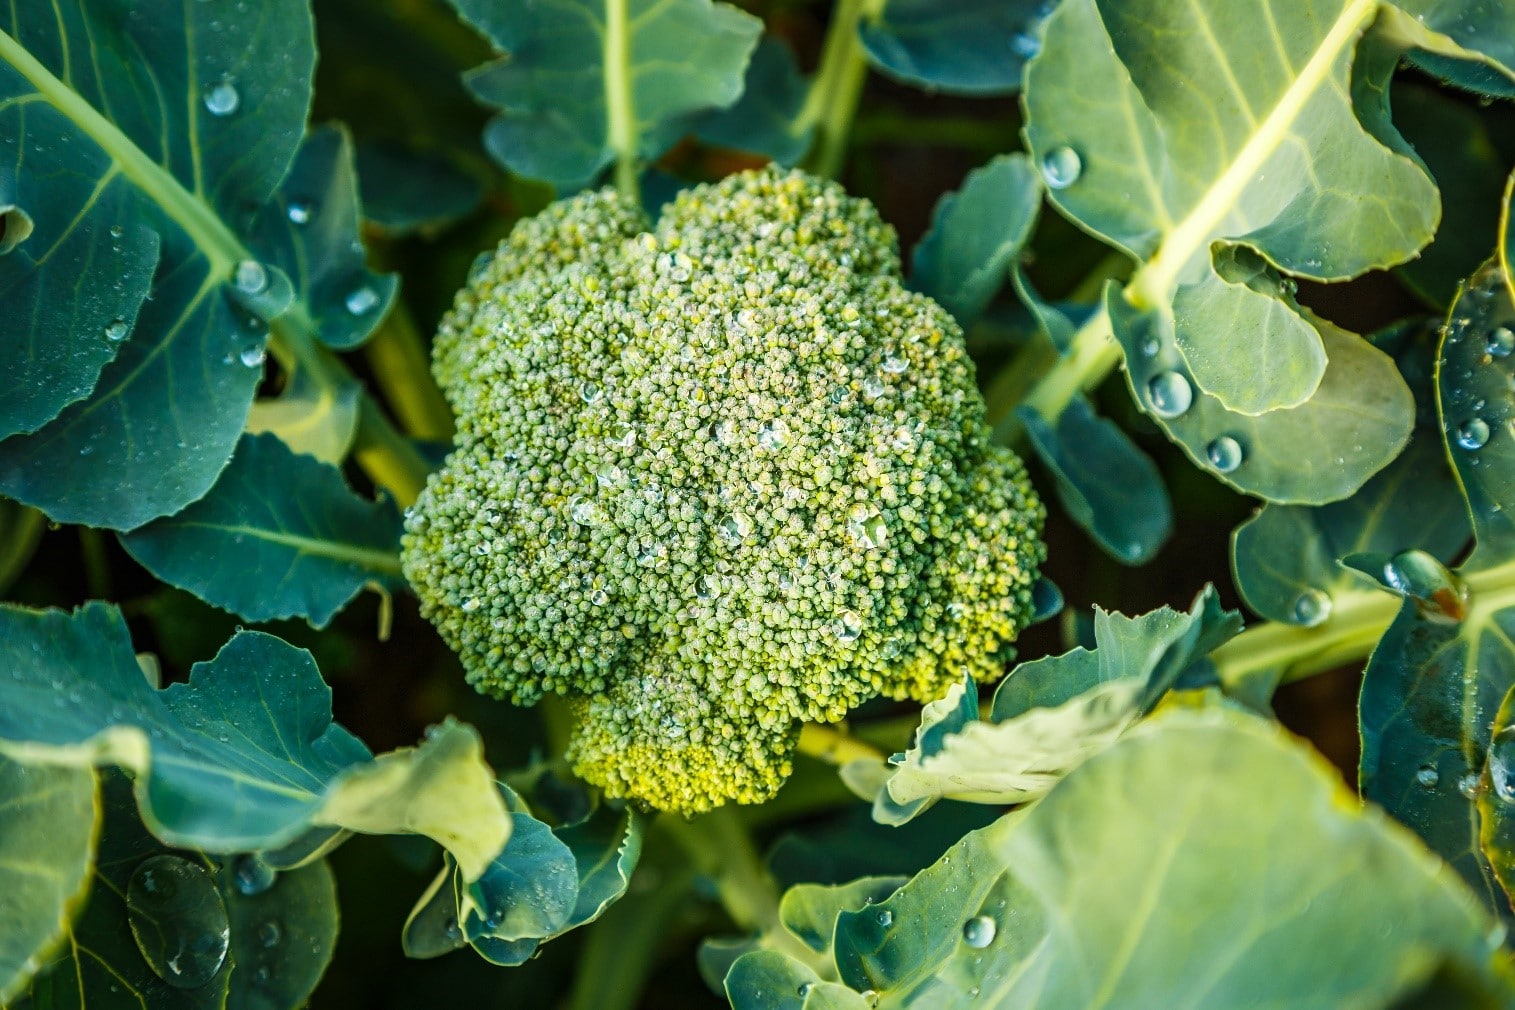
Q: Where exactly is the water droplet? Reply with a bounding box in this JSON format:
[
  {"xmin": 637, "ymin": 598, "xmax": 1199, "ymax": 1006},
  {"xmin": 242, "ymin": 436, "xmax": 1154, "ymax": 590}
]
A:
[
  {"xmin": 860, "ymin": 991, "xmax": 879, "ymax": 1008},
  {"xmin": 579, "ymin": 381, "xmax": 603, "ymax": 405},
  {"xmin": 718, "ymin": 513, "xmax": 749, "ymax": 544},
  {"xmin": 637, "ymin": 543, "xmax": 668, "ymax": 570},
  {"xmin": 345, "ymin": 285, "xmax": 379, "ymax": 315},
  {"xmin": 203, "ymin": 77, "xmax": 240, "ymax": 116},
  {"xmin": 1457, "ymin": 417, "xmax": 1491, "ymax": 451},
  {"xmin": 1205, "ymin": 435, "xmax": 1244, "ymax": 473},
  {"xmin": 286, "ymin": 200, "xmax": 314, "ymax": 225},
  {"xmin": 847, "ymin": 505, "xmax": 888, "ymax": 550},
  {"xmin": 257, "ymin": 921, "xmax": 281, "ymax": 948},
  {"xmin": 1490, "ymin": 728, "xmax": 1515, "ymax": 803},
  {"xmin": 590, "ymin": 588, "xmax": 609, "ymax": 606},
  {"xmin": 834, "ymin": 610, "xmax": 863, "ymax": 644},
  {"xmin": 606, "ymin": 421, "xmax": 636, "ymax": 449},
  {"xmin": 110, "ymin": 225, "xmax": 125, "ymax": 239},
  {"xmin": 757, "ymin": 419, "xmax": 789, "ymax": 451},
  {"xmin": 1011, "ymin": 31, "xmax": 1041, "ymax": 59},
  {"xmin": 962, "ymin": 915, "xmax": 997, "ymax": 948},
  {"xmin": 1458, "ymin": 771, "xmax": 1480, "ymax": 799},
  {"xmin": 1139, "ymin": 336, "xmax": 1159, "ymax": 358},
  {"xmin": 708, "ymin": 418, "xmax": 734, "ymax": 445},
  {"xmin": 569, "ymin": 496, "xmax": 601, "ymax": 526},
  {"xmin": 876, "ymin": 909, "xmax": 893, "ymax": 927},
  {"xmin": 231, "ymin": 854, "xmax": 276, "ymax": 895},
  {"xmin": 882, "ymin": 351, "xmax": 907, "ymax": 375},
  {"xmin": 1489, "ymin": 326, "xmax": 1515, "ymax": 358},
  {"xmin": 127, "ymin": 855, "xmax": 231, "ymax": 988},
  {"xmin": 596, "ymin": 462, "xmax": 624, "ymax": 487},
  {"xmin": 233, "ymin": 259, "xmax": 267, "ymax": 295},
  {"xmin": 239, "ymin": 344, "xmax": 266, "ymax": 368},
  {"xmin": 696, "ymin": 574, "xmax": 719, "ymax": 600},
  {"xmin": 460, "ymin": 597, "xmax": 481, "ymax": 613},
  {"xmin": 862, "ymin": 376, "xmax": 886, "ymax": 400},
  {"xmin": 105, "ymin": 318, "xmax": 130, "ymax": 342},
  {"xmin": 1291, "ymin": 589, "xmax": 1331, "ymax": 627},
  {"xmin": 1040, "ymin": 146, "xmax": 1082, "ymax": 189},
  {"xmin": 1145, "ymin": 371, "xmax": 1192, "ymax": 418},
  {"xmin": 1416, "ymin": 764, "xmax": 1440, "ymax": 788}
]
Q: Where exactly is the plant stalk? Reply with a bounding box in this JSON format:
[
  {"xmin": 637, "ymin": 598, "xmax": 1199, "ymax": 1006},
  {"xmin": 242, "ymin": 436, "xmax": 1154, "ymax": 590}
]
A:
[
  {"xmin": 351, "ymin": 397, "xmax": 431, "ymax": 507},
  {"xmin": 363, "ymin": 303, "xmax": 455, "ymax": 442},
  {"xmin": 796, "ymin": 0, "xmax": 882, "ymax": 180}
]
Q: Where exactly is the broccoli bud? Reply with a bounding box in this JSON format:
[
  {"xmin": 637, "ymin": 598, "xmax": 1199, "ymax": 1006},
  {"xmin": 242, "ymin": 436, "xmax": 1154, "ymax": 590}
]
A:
[{"xmin": 403, "ymin": 167, "xmax": 1045, "ymax": 814}]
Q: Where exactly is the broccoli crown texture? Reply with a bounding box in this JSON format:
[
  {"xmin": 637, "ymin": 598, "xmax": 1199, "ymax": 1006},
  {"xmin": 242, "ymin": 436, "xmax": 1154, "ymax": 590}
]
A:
[{"xmin": 403, "ymin": 167, "xmax": 1045, "ymax": 813}]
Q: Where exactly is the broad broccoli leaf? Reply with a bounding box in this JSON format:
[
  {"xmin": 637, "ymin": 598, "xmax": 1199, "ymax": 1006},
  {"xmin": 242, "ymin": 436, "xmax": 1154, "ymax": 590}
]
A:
[
  {"xmin": 858, "ymin": 0, "xmax": 1055, "ymax": 96},
  {"xmin": 0, "ymin": 602, "xmax": 509, "ymax": 883},
  {"xmin": 449, "ymin": 0, "xmax": 761, "ymax": 190},
  {"xmin": 732, "ymin": 707, "xmax": 1515, "ymax": 1009},
  {"xmin": 0, "ymin": 759, "xmax": 96, "ymax": 1003},
  {"xmin": 21, "ymin": 770, "xmax": 337, "ymax": 1010},
  {"xmin": 695, "ymin": 37, "xmax": 814, "ymax": 166},
  {"xmin": 851, "ymin": 588, "xmax": 1239, "ymax": 824},
  {"xmin": 119, "ymin": 433, "xmax": 403, "ymax": 629}
]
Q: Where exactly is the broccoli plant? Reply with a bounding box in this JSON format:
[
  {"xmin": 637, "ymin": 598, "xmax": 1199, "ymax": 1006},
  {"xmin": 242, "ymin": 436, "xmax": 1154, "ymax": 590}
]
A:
[{"xmin": 2, "ymin": 0, "xmax": 1515, "ymax": 1008}]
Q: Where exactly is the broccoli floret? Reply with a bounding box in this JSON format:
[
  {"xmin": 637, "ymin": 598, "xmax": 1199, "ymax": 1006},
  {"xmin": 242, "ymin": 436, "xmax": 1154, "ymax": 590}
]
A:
[{"xmin": 403, "ymin": 167, "xmax": 1045, "ymax": 814}]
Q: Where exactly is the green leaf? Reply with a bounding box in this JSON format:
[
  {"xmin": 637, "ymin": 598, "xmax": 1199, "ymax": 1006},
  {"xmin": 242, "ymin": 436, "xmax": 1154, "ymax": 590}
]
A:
[
  {"xmin": 555, "ymin": 805, "xmax": 644, "ymax": 931},
  {"xmin": 0, "ymin": 1, "xmax": 318, "ymax": 530},
  {"xmin": 244, "ymin": 363, "xmax": 363, "ymax": 465},
  {"xmin": 1110, "ymin": 286, "xmax": 1416, "ymax": 504},
  {"xmin": 1019, "ymin": 394, "xmax": 1172, "ymax": 565},
  {"xmin": 735, "ymin": 707, "xmax": 1515, "ymax": 1009},
  {"xmin": 1023, "ymin": 0, "xmax": 1433, "ymax": 421},
  {"xmin": 695, "ymin": 37, "xmax": 814, "ymax": 166},
  {"xmin": 247, "ymin": 124, "xmax": 396, "ymax": 351},
  {"xmin": 858, "ymin": 0, "xmax": 1053, "ymax": 96},
  {"xmin": 1479, "ymin": 685, "xmax": 1515, "ymax": 915},
  {"xmin": 23, "ymin": 770, "xmax": 337, "ymax": 1010},
  {"xmin": 119, "ymin": 433, "xmax": 403, "ymax": 628},
  {"xmin": 1381, "ymin": 2, "xmax": 1515, "ymax": 95},
  {"xmin": 865, "ymin": 589, "xmax": 1240, "ymax": 824},
  {"xmin": 355, "ymin": 141, "xmax": 487, "ymax": 237},
  {"xmin": 1232, "ymin": 433, "xmax": 1469, "ymax": 626},
  {"xmin": 461, "ymin": 808, "xmax": 578, "ymax": 944},
  {"xmin": 1360, "ymin": 264, "xmax": 1515, "ymax": 920},
  {"xmin": 449, "ymin": 0, "xmax": 761, "ymax": 189},
  {"xmin": 0, "ymin": 602, "xmax": 509, "ymax": 882},
  {"xmin": 0, "ymin": 759, "xmax": 97, "ymax": 1003},
  {"xmin": 779, "ymin": 878, "xmax": 907, "ymax": 957},
  {"xmin": 910, "ymin": 154, "xmax": 1040, "ymax": 327}
]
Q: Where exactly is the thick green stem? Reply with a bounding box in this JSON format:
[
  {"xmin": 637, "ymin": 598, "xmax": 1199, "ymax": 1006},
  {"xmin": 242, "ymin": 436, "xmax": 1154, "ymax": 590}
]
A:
[
  {"xmin": 797, "ymin": 722, "xmax": 887, "ymax": 765},
  {"xmin": 796, "ymin": 0, "xmax": 881, "ymax": 180},
  {"xmin": 994, "ymin": 307, "xmax": 1118, "ymax": 447},
  {"xmin": 351, "ymin": 397, "xmax": 431, "ymax": 507},
  {"xmin": 603, "ymin": 0, "xmax": 640, "ymax": 201},
  {"xmin": 363, "ymin": 303, "xmax": 454, "ymax": 442}
]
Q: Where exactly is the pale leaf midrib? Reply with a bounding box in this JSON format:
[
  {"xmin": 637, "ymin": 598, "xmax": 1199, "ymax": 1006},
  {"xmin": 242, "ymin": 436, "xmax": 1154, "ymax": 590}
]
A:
[
  {"xmin": 166, "ymin": 518, "xmax": 403, "ymax": 575},
  {"xmin": 1127, "ymin": 0, "xmax": 1379, "ymax": 307}
]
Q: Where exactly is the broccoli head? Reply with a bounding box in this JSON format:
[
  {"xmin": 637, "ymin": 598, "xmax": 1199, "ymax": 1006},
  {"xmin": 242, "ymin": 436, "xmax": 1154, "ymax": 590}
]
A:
[{"xmin": 403, "ymin": 167, "xmax": 1045, "ymax": 814}]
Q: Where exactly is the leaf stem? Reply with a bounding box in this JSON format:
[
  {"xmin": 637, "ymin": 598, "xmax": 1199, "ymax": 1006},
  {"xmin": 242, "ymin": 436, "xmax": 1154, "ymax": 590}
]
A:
[
  {"xmin": 602, "ymin": 0, "xmax": 640, "ymax": 201},
  {"xmin": 994, "ymin": 306, "xmax": 1118, "ymax": 446},
  {"xmin": 362, "ymin": 303, "xmax": 454, "ymax": 442},
  {"xmin": 796, "ymin": 0, "xmax": 882, "ymax": 179},
  {"xmin": 351, "ymin": 397, "xmax": 431, "ymax": 507},
  {"xmin": 796, "ymin": 722, "xmax": 886, "ymax": 765}
]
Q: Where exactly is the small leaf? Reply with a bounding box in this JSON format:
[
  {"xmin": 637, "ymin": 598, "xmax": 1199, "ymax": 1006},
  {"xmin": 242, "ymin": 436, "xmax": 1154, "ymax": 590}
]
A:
[
  {"xmin": 450, "ymin": 0, "xmax": 761, "ymax": 189},
  {"xmin": 460, "ymin": 808, "xmax": 578, "ymax": 944},
  {"xmin": 779, "ymin": 877, "xmax": 906, "ymax": 956},
  {"xmin": 695, "ymin": 37, "xmax": 813, "ymax": 166},
  {"xmin": 119, "ymin": 433, "xmax": 404, "ymax": 629},
  {"xmin": 1019, "ymin": 393, "xmax": 1173, "ymax": 564},
  {"xmin": 0, "ymin": 759, "xmax": 97, "ymax": 1003},
  {"xmin": 555, "ymin": 805, "xmax": 644, "ymax": 930},
  {"xmin": 910, "ymin": 153, "xmax": 1041, "ymax": 327},
  {"xmin": 0, "ymin": 602, "xmax": 509, "ymax": 882},
  {"xmin": 858, "ymin": 0, "xmax": 1054, "ymax": 96}
]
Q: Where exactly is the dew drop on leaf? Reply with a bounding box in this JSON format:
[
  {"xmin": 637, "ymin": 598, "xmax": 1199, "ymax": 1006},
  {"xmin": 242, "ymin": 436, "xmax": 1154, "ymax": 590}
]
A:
[
  {"xmin": 127, "ymin": 855, "xmax": 231, "ymax": 989},
  {"xmin": 345, "ymin": 285, "xmax": 380, "ymax": 315},
  {"xmin": 239, "ymin": 344, "xmax": 266, "ymax": 368},
  {"xmin": 1457, "ymin": 771, "xmax": 1480, "ymax": 799},
  {"xmin": 1040, "ymin": 146, "xmax": 1081, "ymax": 189},
  {"xmin": 1490, "ymin": 728, "xmax": 1515, "ymax": 803},
  {"xmin": 1206, "ymin": 435, "xmax": 1244, "ymax": 473},
  {"xmin": 1011, "ymin": 31, "xmax": 1041, "ymax": 59},
  {"xmin": 1145, "ymin": 371, "xmax": 1192, "ymax": 418},
  {"xmin": 1488, "ymin": 326, "xmax": 1514, "ymax": 358},
  {"xmin": 233, "ymin": 259, "xmax": 268, "ymax": 295},
  {"xmin": 1456, "ymin": 418, "xmax": 1490, "ymax": 451},
  {"xmin": 1291, "ymin": 589, "xmax": 1331, "ymax": 627},
  {"xmin": 105, "ymin": 318, "xmax": 130, "ymax": 342},
  {"xmin": 1415, "ymin": 765, "xmax": 1439, "ymax": 789},
  {"xmin": 798, "ymin": 982, "xmax": 814, "ymax": 997},
  {"xmin": 877, "ymin": 909, "xmax": 893, "ymax": 927},
  {"xmin": 962, "ymin": 914, "xmax": 997, "ymax": 948},
  {"xmin": 231, "ymin": 853, "xmax": 277, "ymax": 895},
  {"xmin": 257, "ymin": 920, "xmax": 282, "ymax": 948},
  {"xmin": 203, "ymin": 77, "xmax": 240, "ymax": 116},
  {"xmin": 286, "ymin": 200, "xmax": 314, "ymax": 225}
]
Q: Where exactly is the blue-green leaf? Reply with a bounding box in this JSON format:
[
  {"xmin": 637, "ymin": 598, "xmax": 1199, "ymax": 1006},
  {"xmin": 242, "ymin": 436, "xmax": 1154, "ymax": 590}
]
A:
[
  {"xmin": 1019, "ymin": 394, "xmax": 1172, "ymax": 564},
  {"xmin": 450, "ymin": 0, "xmax": 761, "ymax": 189},
  {"xmin": 910, "ymin": 154, "xmax": 1040, "ymax": 327},
  {"xmin": 119, "ymin": 433, "xmax": 403, "ymax": 629},
  {"xmin": 460, "ymin": 807, "xmax": 578, "ymax": 945},
  {"xmin": 695, "ymin": 37, "xmax": 813, "ymax": 166},
  {"xmin": 355, "ymin": 141, "xmax": 487, "ymax": 237},
  {"xmin": 0, "ymin": 759, "xmax": 96, "ymax": 1003},
  {"xmin": 0, "ymin": 1, "xmax": 318, "ymax": 529},
  {"xmin": 734, "ymin": 707, "xmax": 1515, "ymax": 1009},
  {"xmin": 858, "ymin": 0, "xmax": 1054, "ymax": 96},
  {"xmin": 0, "ymin": 602, "xmax": 509, "ymax": 882}
]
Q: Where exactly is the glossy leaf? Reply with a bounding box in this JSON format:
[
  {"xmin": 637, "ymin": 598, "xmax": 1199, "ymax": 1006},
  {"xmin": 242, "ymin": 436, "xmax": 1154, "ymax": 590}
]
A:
[
  {"xmin": 860, "ymin": 589, "xmax": 1240, "ymax": 824},
  {"xmin": 22, "ymin": 771, "xmax": 337, "ymax": 1010},
  {"xmin": 1361, "ymin": 264, "xmax": 1515, "ymax": 920},
  {"xmin": 858, "ymin": 0, "xmax": 1054, "ymax": 96},
  {"xmin": 910, "ymin": 154, "xmax": 1040, "ymax": 327},
  {"xmin": 244, "ymin": 363, "xmax": 362, "ymax": 465},
  {"xmin": 355, "ymin": 142, "xmax": 487, "ymax": 236},
  {"xmin": 1023, "ymin": 0, "xmax": 1436, "ymax": 423},
  {"xmin": 1019, "ymin": 394, "xmax": 1172, "ymax": 564},
  {"xmin": 733, "ymin": 708, "xmax": 1515, "ymax": 1009},
  {"xmin": 0, "ymin": 602, "xmax": 509, "ymax": 882},
  {"xmin": 119, "ymin": 433, "xmax": 404, "ymax": 628},
  {"xmin": 247, "ymin": 124, "xmax": 396, "ymax": 351},
  {"xmin": 1480, "ymin": 684, "xmax": 1515, "ymax": 914},
  {"xmin": 0, "ymin": 759, "xmax": 97, "ymax": 1003},
  {"xmin": 1110, "ymin": 287, "xmax": 1416, "ymax": 504},
  {"xmin": 695, "ymin": 37, "xmax": 813, "ymax": 166},
  {"xmin": 0, "ymin": 0, "xmax": 316, "ymax": 529},
  {"xmin": 450, "ymin": 0, "xmax": 761, "ymax": 189}
]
